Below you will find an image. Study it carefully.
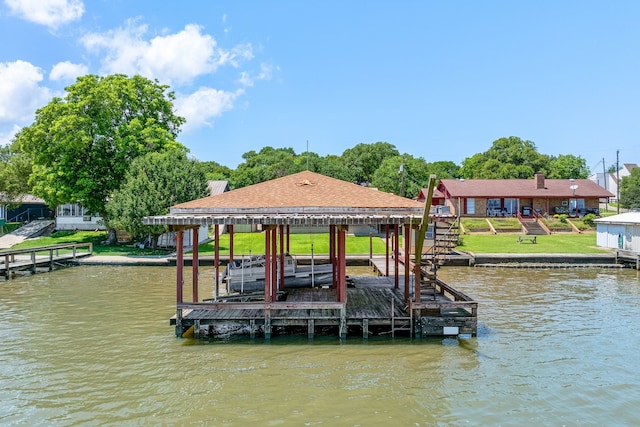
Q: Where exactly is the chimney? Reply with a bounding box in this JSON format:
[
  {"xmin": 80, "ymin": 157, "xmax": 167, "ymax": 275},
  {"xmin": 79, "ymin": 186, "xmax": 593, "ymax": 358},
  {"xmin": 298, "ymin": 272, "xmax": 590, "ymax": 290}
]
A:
[{"xmin": 535, "ymin": 172, "xmax": 545, "ymax": 189}]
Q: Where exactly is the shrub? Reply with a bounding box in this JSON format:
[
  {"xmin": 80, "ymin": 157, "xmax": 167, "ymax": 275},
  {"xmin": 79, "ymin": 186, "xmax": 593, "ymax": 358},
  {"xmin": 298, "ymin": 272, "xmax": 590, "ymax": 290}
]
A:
[
  {"xmin": 582, "ymin": 213, "xmax": 597, "ymax": 228},
  {"xmin": 559, "ymin": 214, "xmax": 568, "ymax": 224}
]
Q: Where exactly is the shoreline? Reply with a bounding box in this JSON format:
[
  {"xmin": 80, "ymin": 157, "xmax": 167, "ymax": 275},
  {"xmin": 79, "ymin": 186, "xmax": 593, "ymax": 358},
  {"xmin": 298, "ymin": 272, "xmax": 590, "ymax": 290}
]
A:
[{"xmin": 73, "ymin": 251, "xmax": 630, "ymax": 269}]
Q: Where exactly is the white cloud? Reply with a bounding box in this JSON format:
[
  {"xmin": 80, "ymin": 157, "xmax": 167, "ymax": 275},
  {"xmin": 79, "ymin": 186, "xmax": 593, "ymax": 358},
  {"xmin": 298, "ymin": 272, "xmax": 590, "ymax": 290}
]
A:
[
  {"xmin": 175, "ymin": 87, "xmax": 244, "ymax": 131},
  {"xmin": 0, "ymin": 124, "xmax": 22, "ymax": 146},
  {"xmin": 238, "ymin": 62, "xmax": 275, "ymax": 87},
  {"xmin": 49, "ymin": 61, "xmax": 88, "ymax": 82},
  {"xmin": 0, "ymin": 61, "xmax": 52, "ymax": 123},
  {"xmin": 4, "ymin": 0, "xmax": 84, "ymax": 30},
  {"xmin": 81, "ymin": 21, "xmax": 253, "ymax": 86}
]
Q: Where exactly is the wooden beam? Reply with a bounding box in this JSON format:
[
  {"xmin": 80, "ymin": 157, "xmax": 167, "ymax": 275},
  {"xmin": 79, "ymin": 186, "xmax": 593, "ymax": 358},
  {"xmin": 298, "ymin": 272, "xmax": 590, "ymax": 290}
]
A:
[
  {"xmin": 192, "ymin": 226, "xmax": 199, "ymax": 302},
  {"xmin": 176, "ymin": 230, "xmax": 184, "ymax": 304},
  {"xmin": 414, "ymin": 174, "xmax": 437, "ymax": 302}
]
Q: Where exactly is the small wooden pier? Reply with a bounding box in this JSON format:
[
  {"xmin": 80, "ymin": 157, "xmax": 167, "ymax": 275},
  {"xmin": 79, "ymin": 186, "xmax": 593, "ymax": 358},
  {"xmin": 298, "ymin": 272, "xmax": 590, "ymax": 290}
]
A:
[
  {"xmin": 0, "ymin": 243, "xmax": 93, "ymax": 279},
  {"xmin": 172, "ymin": 275, "xmax": 477, "ymax": 340}
]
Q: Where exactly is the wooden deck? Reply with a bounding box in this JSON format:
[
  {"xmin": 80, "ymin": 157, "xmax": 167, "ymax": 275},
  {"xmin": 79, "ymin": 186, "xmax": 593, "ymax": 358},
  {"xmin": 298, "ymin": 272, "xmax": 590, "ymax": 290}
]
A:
[{"xmin": 172, "ymin": 276, "xmax": 477, "ymax": 340}]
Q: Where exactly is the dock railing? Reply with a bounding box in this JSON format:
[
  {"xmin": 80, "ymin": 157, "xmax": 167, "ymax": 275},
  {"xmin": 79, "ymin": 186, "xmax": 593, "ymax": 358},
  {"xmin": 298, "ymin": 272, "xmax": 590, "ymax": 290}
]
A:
[{"xmin": 0, "ymin": 242, "xmax": 93, "ymax": 277}]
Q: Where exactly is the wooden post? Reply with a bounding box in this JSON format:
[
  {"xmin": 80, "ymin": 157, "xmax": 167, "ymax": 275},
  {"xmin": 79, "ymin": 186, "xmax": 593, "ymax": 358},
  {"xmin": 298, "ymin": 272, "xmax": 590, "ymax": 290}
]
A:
[
  {"xmin": 176, "ymin": 229, "xmax": 184, "ymax": 304},
  {"xmin": 192, "ymin": 226, "xmax": 199, "ymax": 302},
  {"xmin": 265, "ymin": 227, "xmax": 271, "ymax": 303},
  {"xmin": 214, "ymin": 224, "xmax": 219, "ymax": 297},
  {"xmin": 279, "ymin": 224, "xmax": 285, "ymax": 290},
  {"xmin": 394, "ymin": 224, "xmax": 399, "ymax": 289},
  {"xmin": 286, "ymin": 225, "xmax": 290, "ymax": 253},
  {"xmin": 338, "ymin": 225, "xmax": 347, "ymax": 303},
  {"xmin": 271, "ymin": 227, "xmax": 277, "ymax": 300},
  {"xmin": 385, "ymin": 224, "xmax": 389, "ymax": 277},
  {"xmin": 329, "ymin": 224, "xmax": 336, "ymax": 287},
  {"xmin": 404, "ymin": 224, "xmax": 411, "ymax": 303}
]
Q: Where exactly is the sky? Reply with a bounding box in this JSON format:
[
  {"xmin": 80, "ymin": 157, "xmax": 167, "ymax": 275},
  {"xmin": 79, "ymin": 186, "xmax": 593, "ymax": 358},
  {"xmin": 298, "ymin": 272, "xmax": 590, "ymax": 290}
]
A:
[{"xmin": 1, "ymin": 1, "xmax": 639, "ymax": 173}]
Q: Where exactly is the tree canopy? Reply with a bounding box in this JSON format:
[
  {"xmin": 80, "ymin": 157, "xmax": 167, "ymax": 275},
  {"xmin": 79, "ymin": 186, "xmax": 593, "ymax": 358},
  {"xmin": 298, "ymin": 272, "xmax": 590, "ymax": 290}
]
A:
[
  {"xmin": 105, "ymin": 150, "xmax": 209, "ymax": 246},
  {"xmin": 619, "ymin": 167, "xmax": 640, "ymax": 210},
  {"xmin": 0, "ymin": 144, "xmax": 32, "ymax": 208},
  {"xmin": 340, "ymin": 142, "xmax": 399, "ymax": 185},
  {"xmin": 459, "ymin": 136, "xmax": 589, "ymax": 179},
  {"xmin": 14, "ymin": 74, "xmax": 185, "ymax": 220}
]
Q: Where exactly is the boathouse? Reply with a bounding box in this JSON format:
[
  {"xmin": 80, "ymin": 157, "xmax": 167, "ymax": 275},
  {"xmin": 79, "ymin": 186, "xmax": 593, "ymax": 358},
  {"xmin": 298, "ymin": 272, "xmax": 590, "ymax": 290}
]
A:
[{"xmin": 143, "ymin": 171, "xmax": 477, "ymax": 340}]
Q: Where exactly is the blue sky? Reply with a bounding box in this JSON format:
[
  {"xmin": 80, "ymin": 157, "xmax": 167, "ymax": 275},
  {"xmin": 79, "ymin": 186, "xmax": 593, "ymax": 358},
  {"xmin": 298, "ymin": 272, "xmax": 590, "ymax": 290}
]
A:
[{"xmin": 1, "ymin": 1, "xmax": 638, "ymax": 173}]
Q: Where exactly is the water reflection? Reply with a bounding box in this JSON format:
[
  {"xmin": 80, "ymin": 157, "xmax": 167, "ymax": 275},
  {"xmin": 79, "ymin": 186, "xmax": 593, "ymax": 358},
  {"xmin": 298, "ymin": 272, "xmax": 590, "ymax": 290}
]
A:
[{"xmin": 0, "ymin": 265, "xmax": 639, "ymax": 425}]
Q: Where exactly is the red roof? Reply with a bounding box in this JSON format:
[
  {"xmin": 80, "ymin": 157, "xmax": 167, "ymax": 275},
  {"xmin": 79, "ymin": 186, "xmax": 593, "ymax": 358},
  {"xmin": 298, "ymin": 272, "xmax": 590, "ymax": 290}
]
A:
[{"xmin": 439, "ymin": 178, "xmax": 614, "ymax": 199}]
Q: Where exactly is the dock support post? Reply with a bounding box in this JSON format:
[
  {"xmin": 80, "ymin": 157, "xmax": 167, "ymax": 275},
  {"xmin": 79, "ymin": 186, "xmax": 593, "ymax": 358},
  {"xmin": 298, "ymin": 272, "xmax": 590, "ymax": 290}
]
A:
[
  {"xmin": 31, "ymin": 252, "xmax": 36, "ymax": 274},
  {"xmin": 250, "ymin": 319, "xmax": 255, "ymax": 339},
  {"xmin": 175, "ymin": 309, "xmax": 183, "ymax": 337},
  {"xmin": 362, "ymin": 319, "xmax": 369, "ymax": 339},
  {"xmin": 308, "ymin": 319, "xmax": 314, "ymax": 340},
  {"xmin": 339, "ymin": 306, "xmax": 347, "ymax": 340},
  {"xmin": 264, "ymin": 304, "xmax": 271, "ymax": 341},
  {"xmin": 49, "ymin": 249, "xmax": 54, "ymax": 271},
  {"xmin": 194, "ymin": 320, "xmax": 200, "ymax": 339}
]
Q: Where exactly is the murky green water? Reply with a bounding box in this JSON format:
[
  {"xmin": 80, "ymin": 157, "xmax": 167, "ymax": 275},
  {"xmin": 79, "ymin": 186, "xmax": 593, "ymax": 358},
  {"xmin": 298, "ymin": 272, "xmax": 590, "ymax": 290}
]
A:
[{"xmin": 1, "ymin": 265, "xmax": 639, "ymax": 426}]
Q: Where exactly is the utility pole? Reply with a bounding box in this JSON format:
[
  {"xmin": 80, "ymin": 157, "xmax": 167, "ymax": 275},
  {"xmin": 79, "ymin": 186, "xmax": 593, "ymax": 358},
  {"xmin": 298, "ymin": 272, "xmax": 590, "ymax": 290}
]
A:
[
  {"xmin": 616, "ymin": 149, "xmax": 620, "ymax": 214},
  {"xmin": 602, "ymin": 157, "xmax": 606, "ymax": 191},
  {"xmin": 306, "ymin": 140, "xmax": 309, "ymax": 171},
  {"xmin": 399, "ymin": 156, "xmax": 405, "ymax": 197}
]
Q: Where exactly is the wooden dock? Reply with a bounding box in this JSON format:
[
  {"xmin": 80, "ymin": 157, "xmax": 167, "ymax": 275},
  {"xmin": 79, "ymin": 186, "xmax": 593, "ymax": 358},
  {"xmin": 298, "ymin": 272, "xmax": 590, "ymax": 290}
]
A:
[
  {"xmin": 172, "ymin": 275, "xmax": 477, "ymax": 340},
  {"xmin": 0, "ymin": 243, "xmax": 93, "ymax": 279}
]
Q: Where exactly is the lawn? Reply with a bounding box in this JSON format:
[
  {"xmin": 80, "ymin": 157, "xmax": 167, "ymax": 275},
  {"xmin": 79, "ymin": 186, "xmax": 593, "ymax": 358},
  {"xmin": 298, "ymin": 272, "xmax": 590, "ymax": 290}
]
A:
[
  {"xmin": 197, "ymin": 233, "xmax": 388, "ymax": 255},
  {"xmin": 6, "ymin": 230, "xmax": 610, "ymax": 256},
  {"xmin": 456, "ymin": 232, "xmax": 609, "ymax": 254}
]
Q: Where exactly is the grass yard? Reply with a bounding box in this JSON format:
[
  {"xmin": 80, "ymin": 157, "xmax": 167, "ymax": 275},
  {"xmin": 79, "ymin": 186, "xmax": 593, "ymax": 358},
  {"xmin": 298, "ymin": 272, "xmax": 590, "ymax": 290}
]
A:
[
  {"xmin": 7, "ymin": 228, "xmax": 610, "ymax": 256},
  {"xmin": 457, "ymin": 232, "xmax": 608, "ymax": 254},
  {"xmin": 198, "ymin": 233, "xmax": 388, "ymax": 255}
]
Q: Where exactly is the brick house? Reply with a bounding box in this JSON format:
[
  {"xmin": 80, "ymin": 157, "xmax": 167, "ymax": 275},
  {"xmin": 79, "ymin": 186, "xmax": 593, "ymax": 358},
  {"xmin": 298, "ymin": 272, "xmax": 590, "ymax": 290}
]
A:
[{"xmin": 437, "ymin": 173, "xmax": 614, "ymax": 218}]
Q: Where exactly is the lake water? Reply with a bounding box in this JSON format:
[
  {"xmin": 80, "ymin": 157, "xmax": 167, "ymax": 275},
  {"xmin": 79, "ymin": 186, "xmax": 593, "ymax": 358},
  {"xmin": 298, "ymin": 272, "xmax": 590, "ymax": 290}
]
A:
[{"xmin": 1, "ymin": 265, "xmax": 639, "ymax": 426}]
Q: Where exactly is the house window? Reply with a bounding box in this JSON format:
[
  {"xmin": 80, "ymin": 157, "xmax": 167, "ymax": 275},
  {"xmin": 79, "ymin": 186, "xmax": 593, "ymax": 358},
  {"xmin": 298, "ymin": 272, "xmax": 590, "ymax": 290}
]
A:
[
  {"xmin": 466, "ymin": 198, "xmax": 475, "ymax": 215},
  {"xmin": 56, "ymin": 204, "xmax": 88, "ymax": 217}
]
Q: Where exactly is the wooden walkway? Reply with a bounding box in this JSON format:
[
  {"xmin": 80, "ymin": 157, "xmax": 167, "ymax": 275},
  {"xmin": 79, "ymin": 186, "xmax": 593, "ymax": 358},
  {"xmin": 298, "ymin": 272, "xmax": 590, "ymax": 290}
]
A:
[{"xmin": 0, "ymin": 243, "xmax": 93, "ymax": 279}]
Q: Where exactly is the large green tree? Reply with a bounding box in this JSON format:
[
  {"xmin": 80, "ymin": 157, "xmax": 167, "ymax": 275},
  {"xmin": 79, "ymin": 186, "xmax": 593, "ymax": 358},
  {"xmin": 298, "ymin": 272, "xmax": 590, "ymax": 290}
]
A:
[
  {"xmin": 230, "ymin": 147, "xmax": 304, "ymax": 188},
  {"xmin": 371, "ymin": 155, "xmax": 430, "ymax": 198},
  {"xmin": 105, "ymin": 150, "xmax": 209, "ymax": 247},
  {"xmin": 619, "ymin": 167, "xmax": 640, "ymax": 209},
  {"xmin": 460, "ymin": 136, "xmax": 550, "ymax": 179},
  {"xmin": 547, "ymin": 154, "xmax": 589, "ymax": 179},
  {"xmin": 341, "ymin": 142, "xmax": 399, "ymax": 184},
  {"xmin": 0, "ymin": 144, "xmax": 33, "ymax": 208},
  {"xmin": 14, "ymin": 74, "xmax": 185, "ymax": 222}
]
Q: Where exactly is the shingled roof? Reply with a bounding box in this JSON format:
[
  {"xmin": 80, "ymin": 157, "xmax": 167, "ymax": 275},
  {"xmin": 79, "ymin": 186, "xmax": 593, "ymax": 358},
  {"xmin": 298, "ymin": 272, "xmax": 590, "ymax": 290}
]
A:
[
  {"xmin": 439, "ymin": 178, "xmax": 614, "ymax": 199},
  {"xmin": 172, "ymin": 171, "xmax": 424, "ymax": 213},
  {"xmin": 144, "ymin": 171, "xmax": 427, "ymax": 227}
]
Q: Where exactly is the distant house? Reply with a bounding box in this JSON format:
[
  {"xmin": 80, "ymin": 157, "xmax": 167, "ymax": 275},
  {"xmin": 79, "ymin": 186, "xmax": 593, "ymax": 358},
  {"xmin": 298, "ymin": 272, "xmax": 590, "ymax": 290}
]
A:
[
  {"xmin": 1, "ymin": 195, "xmax": 54, "ymax": 223},
  {"xmin": 590, "ymin": 163, "xmax": 637, "ymax": 202},
  {"xmin": 595, "ymin": 212, "xmax": 640, "ymax": 252},
  {"xmin": 55, "ymin": 203, "xmax": 105, "ymax": 231},
  {"xmin": 437, "ymin": 173, "xmax": 614, "ymax": 217},
  {"xmin": 416, "ymin": 188, "xmax": 446, "ymax": 206}
]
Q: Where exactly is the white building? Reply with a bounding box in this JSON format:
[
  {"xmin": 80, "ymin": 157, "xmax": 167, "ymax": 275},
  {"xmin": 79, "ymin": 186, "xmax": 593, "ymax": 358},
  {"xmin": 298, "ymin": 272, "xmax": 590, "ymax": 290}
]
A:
[
  {"xmin": 590, "ymin": 163, "xmax": 637, "ymax": 202},
  {"xmin": 595, "ymin": 212, "xmax": 640, "ymax": 252}
]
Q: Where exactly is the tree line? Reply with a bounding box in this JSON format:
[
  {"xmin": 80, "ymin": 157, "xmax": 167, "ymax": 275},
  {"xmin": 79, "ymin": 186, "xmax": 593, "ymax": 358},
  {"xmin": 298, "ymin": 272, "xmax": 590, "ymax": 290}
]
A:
[{"xmin": 0, "ymin": 74, "xmax": 635, "ymax": 246}]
